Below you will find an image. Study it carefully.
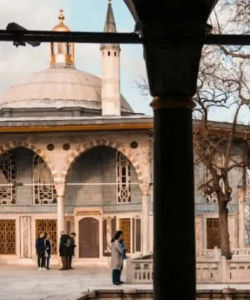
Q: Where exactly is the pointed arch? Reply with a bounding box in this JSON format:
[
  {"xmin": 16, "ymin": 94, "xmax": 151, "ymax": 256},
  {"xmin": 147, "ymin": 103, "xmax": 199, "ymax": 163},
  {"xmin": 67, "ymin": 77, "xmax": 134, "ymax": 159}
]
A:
[
  {"xmin": 0, "ymin": 144, "xmax": 56, "ymax": 205},
  {"xmin": 62, "ymin": 139, "xmax": 144, "ymax": 188},
  {"xmin": 0, "ymin": 141, "xmax": 54, "ymax": 177}
]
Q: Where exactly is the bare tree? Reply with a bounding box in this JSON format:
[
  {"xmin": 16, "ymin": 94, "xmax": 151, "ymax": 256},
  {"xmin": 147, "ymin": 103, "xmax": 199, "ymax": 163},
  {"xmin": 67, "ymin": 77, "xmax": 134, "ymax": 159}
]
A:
[
  {"xmin": 137, "ymin": 0, "xmax": 250, "ymax": 259},
  {"xmin": 193, "ymin": 58, "xmax": 249, "ymax": 258},
  {"xmin": 193, "ymin": 0, "xmax": 249, "ymax": 258}
]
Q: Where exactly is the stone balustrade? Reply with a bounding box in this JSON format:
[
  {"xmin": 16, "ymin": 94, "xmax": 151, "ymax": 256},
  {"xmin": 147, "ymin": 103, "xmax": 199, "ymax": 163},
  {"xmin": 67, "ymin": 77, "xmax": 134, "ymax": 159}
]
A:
[
  {"xmin": 126, "ymin": 258, "xmax": 153, "ymax": 284},
  {"xmin": 126, "ymin": 248, "xmax": 250, "ymax": 284}
]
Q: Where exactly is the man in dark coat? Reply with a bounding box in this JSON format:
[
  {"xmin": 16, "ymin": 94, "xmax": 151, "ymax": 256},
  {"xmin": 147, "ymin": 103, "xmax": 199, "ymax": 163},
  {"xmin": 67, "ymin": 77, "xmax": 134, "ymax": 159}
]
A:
[
  {"xmin": 59, "ymin": 232, "xmax": 71, "ymax": 270},
  {"xmin": 36, "ymin": 232, "xmax": 46, "ymax": 270},
  {"xmin": 45, "ymin": 233, "xmax": 52, "ymax": 270},
  {"xmin": 69, "ymin": 232, "xmax": 76, "ymax": 269}
]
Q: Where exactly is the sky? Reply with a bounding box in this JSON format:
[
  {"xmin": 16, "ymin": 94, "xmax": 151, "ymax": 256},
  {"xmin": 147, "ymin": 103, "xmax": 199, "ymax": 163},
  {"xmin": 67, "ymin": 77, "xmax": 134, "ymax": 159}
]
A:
[
  {"xmin": 0, "ymin": 0, "xmax": 248, "ymax": 122},
  {"xmin": 0, "ymin": 0, "xmax": 152, "ymax": 115}
]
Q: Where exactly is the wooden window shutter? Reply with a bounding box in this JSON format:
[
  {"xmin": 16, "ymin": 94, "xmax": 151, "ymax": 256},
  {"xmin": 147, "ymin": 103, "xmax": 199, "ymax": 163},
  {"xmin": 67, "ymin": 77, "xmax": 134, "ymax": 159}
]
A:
[
  {"xmin": 103, "ymin": 219, "xmax": 108, "ymax": 256},
  {"xmin": 136, "ymin": 219, "xmax": 142, "ymax": 252}
]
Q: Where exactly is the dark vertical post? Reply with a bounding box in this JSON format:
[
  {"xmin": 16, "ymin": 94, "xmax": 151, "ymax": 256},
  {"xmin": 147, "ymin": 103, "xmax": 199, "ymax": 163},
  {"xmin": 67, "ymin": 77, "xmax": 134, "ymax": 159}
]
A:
[{"xmin": 152, "ymin": 98, "xmax": 196, "ymax": 299}]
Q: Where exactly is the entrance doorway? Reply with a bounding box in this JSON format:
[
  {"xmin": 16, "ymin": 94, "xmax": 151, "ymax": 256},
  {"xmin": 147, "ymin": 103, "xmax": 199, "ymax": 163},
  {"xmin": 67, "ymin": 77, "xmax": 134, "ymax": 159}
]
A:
[{"xmin": 79, "ymin": 217, "xmax": 99, "ymax": 258}]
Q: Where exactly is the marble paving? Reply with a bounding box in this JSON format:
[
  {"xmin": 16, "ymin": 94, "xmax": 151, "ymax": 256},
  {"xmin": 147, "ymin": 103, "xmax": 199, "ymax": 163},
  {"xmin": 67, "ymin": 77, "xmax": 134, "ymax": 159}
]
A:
[
  {"xmin": 1, "ymin": 265, "xmax": 250, "ymax": 300},
  {"xmin": 0, "ymin": 265, "xmax": 151, "ymax": 300}
]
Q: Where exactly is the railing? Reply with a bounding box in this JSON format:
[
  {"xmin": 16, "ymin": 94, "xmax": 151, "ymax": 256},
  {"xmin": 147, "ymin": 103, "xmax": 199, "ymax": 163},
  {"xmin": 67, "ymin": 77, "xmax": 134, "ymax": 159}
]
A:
[
  {"xmin": 127, "ymin": 248, "xmax": 250, "ymax": 284},
  {"xmin": 126, "ymin": 258, "xmax": 153, "ymax": 284}
]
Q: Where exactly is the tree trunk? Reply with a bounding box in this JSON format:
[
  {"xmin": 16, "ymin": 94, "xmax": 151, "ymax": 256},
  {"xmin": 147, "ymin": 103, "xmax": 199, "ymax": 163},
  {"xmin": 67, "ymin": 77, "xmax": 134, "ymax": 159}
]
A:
[{"xmin": 218, "ymin": 197, "xmax": 232, "ymax": 259}]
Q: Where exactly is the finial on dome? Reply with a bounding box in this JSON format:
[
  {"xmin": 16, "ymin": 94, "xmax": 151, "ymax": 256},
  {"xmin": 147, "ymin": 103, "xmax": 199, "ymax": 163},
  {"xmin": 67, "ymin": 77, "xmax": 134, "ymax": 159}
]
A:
[
  {"xmin": 108, "ymin": 0, "xmax": 112, "ymax": 4},
  {"xmin": 58, "ymin": 9, "xmax": 65, "ymax": 22}
]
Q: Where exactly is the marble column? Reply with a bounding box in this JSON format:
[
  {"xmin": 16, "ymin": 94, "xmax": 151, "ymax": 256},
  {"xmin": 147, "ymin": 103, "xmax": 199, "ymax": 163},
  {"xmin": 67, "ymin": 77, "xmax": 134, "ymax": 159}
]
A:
[
  {"xmin": 238, "ymin": 187, "xmax": 245, "ymax": 248},
  {"xmin": 152, "ymin": 97, "xmax": 196, "ymax": 299},
  {"xmin": 55, "ymin": 184, "xmax": 65, "ymax": 253},
  {"xmin": 20, "ymin": 216, "xmax": 31, "ymax": 259},
  {"xmin": 142, "ymin": 190, "xmax": 150, "ymax": 255}
]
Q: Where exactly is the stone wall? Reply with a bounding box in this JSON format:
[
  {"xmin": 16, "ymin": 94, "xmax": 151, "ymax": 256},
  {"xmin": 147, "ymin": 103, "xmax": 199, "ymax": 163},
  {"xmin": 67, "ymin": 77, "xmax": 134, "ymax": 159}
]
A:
[{"xmin": 78, "ymin": 289, "xmax": 250, "ymax": 300}]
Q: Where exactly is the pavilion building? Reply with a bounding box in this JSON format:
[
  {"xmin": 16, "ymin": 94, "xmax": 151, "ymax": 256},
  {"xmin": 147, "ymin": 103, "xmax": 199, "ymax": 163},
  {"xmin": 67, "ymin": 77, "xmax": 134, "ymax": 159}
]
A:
[{"xmin": 0, "ymin": 2, "xmax": 249, "ymax": 265}]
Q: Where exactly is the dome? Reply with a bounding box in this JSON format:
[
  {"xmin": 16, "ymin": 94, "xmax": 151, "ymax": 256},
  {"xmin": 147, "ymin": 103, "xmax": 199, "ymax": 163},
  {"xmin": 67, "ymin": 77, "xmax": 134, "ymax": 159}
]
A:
[{"xmin": 0, "ymin": 67, "xmax": 133, "ymax": 113}]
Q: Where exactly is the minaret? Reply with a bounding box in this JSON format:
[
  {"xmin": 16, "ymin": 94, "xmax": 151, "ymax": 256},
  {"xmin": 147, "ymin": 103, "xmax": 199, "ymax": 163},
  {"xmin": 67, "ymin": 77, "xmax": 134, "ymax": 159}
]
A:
[
  {"xmin": 100, "ymin": 0, "xmax": 121, "ymax": 116},
  {"xmin": 50, "ymin": 9, "xmax": 74, "ymax": 68}
]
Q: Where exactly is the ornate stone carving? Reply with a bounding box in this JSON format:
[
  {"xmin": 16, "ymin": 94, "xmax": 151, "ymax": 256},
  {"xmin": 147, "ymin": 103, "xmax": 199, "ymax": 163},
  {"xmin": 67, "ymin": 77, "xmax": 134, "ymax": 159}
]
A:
[
  {"xmin": 33, "ymin": 155, "xmax": 57, "ymax": 205},
  {"xmin": 20, "ymin": 216, "xmax": 31, "ymax": 258},
  {"xmin": 116, "ymin": 151, "xmax": 131, "ymax": 203}
]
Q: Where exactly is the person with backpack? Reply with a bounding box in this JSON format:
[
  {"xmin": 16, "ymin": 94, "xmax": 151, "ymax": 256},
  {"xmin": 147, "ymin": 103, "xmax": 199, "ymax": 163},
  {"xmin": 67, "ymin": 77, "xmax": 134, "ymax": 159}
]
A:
[{"xmin": 59, "ymin": 232, "xmax": 71, "ymax": 270}]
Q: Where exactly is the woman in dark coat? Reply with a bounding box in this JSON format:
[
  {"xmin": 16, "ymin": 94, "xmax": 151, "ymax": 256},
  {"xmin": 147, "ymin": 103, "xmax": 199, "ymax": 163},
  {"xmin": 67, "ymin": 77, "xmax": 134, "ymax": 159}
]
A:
[
  {"xmin": 36, "ymin": 232, "xmax": 46, "ymax": 270},
  {"xmin": 45, "ymin": 233, "xmax": 52, "ymax": 270},
  {"xmin": 111, "ymin": 231, "xmax": 124, "ymax": 285}
]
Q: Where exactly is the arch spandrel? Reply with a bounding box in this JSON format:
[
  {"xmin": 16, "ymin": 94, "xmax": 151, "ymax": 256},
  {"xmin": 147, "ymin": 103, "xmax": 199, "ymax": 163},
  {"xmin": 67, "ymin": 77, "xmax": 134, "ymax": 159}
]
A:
[
  {"xmin": 60, "ymin": 138, "xmax": 151, "ymax": 194},
  {"xmin": 0, "ymin": 141, "xmax": 54, "ymax": 175}
]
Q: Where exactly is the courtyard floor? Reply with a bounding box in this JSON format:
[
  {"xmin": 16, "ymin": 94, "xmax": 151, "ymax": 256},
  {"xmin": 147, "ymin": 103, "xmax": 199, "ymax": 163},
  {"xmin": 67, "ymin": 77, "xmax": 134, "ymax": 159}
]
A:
[
  {"xmin": 0, "ymin": 265, "xmax": 250, "ymax": 300},
  {"xmin": 0, "ymin": 265, "xmax": 151, "ymax": 300}
]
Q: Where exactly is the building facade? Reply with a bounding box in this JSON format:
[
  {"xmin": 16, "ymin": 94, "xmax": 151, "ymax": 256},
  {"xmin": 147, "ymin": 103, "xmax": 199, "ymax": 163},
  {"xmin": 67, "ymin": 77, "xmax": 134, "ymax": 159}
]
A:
[{"xmin": 0, "ymin": 3, "xmax": 249, "ymax": 265}]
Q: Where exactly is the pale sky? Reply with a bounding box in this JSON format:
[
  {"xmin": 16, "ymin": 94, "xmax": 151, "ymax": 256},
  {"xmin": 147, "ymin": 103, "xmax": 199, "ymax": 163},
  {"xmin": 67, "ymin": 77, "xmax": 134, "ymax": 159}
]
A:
[
  {"xmin": 0, "ymin": 0, "xmax": 152, "ymax": 115},
  {"xmin": 0, "ymin": 0, "xmax": 249, "ymax": 123}
]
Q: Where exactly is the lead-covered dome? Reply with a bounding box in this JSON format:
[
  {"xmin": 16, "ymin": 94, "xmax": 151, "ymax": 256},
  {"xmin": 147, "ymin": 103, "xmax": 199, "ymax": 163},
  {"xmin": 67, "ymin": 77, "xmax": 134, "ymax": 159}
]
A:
[
  {"xmin": 0, "ymin": 67, "xmax": 133, "ymax": 113},
  {"xmin": 0, "ymin": 8, "xmax": 133, "ymax": 115}
]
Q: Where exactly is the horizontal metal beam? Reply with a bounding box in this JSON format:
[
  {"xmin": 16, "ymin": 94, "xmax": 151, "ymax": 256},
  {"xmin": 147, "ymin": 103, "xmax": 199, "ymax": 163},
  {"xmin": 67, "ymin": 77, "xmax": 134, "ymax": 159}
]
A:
[
  {"xmin": 205, "ymin": 34, "xmax": 250, "ymax": 46},
  {"xmin": 0, "ymin": 30, "xmax": 249, "ymax": 46},
  {"xmin": 0, "ymin": 30, "xmax": 142, "ymax": 44}
]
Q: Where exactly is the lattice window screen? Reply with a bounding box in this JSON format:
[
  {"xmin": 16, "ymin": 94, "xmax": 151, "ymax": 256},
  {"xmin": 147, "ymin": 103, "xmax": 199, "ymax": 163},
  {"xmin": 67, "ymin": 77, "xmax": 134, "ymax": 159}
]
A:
[
  {"xmin": 0, "ymin": 219, "xmax": 16, "ymax": 254},
  {"xmin": 35, "ymin": 219, "xmax": 57, "ymax": 254},
  {"xmin": 204, "ymin": 155, "xmax": 225, "ymax": 204},
  {"xmin": 33, "ymin": 155, "xmax": 57, "ymax": 205},
  {"xmin": 0, "ymin": 152, "xmax": 16, "ymax": 205},
  {"xmin": 204, "ymin": 166, "xmax": 218, "ymax": 204},
  {"xmin": 116, "ymin": 152, "xmax": 131, "ymax": 203}
]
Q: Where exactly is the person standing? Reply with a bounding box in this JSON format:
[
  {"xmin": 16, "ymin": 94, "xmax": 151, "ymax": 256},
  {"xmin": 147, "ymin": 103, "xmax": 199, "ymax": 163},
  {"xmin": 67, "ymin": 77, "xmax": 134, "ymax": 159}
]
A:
[
  {"xmin": 119, "ymin": 238, "xmax": 127, "ymax": 284},
  {"xmin": 69, "ymin": 232, "xmax": 76, "ymax": 270},
  {"xmin": 111, "ymin": 231, "xmax": 124, "ymax": 285},
  {"xmin": 59, "ymin": 231, "xmax": 71, "ymax": 270},
  {"xmin": 36, "ymin": 232, "xmax": 46, "ymax": 271},
  {"xmin": 45, "ymin": 233, "xmax": 52, "ymax": 270}
]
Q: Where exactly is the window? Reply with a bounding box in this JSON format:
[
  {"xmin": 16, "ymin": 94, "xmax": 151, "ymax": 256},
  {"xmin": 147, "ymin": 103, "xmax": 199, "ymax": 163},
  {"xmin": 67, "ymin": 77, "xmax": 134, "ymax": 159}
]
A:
[
  {"xmin": 116, "ymin": 152, "xmax": 131, "ymax": 203},
  {"xmin": 0, "ymin": 219, "xmax": 16, "ymax": 254},
  {"xmin": 119, "ymin": 218, "xmax": 131, "ymax": 253},
  {"xmin": 51, "ymin": 43, "xmax": 54, "ymax": 55},
  {"xmin": 0, "ymin": 151, "xmax": 16, "ymax": 205},
  {"xmin": 204, "ymin": 166, "xmax": 217, "ymax": 203},
  {"xmin": 58, "ymin": 43, "xmax": 63, "ymax": 54},
  {"xmin": 66, "ymin": 43, "xmax": 70, "ymax": 55},
  {"xmin": 33, "ymin": 155, "xmax": 57, "ymax": 205},
  {"xmin": 35, "ymin": 219, "xmax": 57, "ymax": 254}
]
